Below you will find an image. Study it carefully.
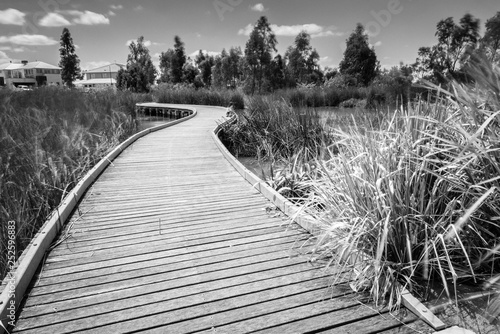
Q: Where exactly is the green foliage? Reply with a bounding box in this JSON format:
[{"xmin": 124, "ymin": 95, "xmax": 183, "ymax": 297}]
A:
[
  {"xmin": 0, "ymin": 87, "xmax": 145, "ymax": 280},
  {"xmin": 58, "ymin": 28, "xmax": 81, "ymax": 87},
  {"xmin": 339, "ymin": 23, "xmax": 378, "ymax": 86},
  {"xmin": 117, "ymin": 36, "xmax": 157, "ymax": 93}
]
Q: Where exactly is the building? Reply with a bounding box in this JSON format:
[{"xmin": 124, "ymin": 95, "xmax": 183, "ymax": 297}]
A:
[
  {"xmin": 0, "ymin": 60, "xmax": 62, "ymax": 88},
  {"xmin": 75, "ymin": 63, "xmax": 125, "ymax": 90}
]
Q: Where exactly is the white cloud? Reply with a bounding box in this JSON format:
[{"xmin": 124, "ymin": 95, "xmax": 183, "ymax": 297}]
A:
[
  {"xmin": 39, "ymin": 12, "xmax": 71, "ymax": 27},
  {"xmin": 0, "ymin": 34, "xmax": 58, "ymax": 46},
  {"xmin": 238, "ymin": 24, "xmax": 254, "ymax": 36},
  {"xmin": 250, "ymin": 4, "xmax": 267, "ymax": 12},
  {"xmin": 71, "ymin": 10, "xmax": 110, "ymax": 25},
  {"xmin": 126, "ymin": 39, "xmax": 161, "ymax": 47},
  {"xmin": 374, "ymin": 41, "xmax": 382, "ymax": 47},
  {"xmin": 0, "ymin": 51, "xmax": 8, "ymax": 59},
  {"xmin": 110, "ymin": 5, "xmax": 123, "ymax": 10},
  {"xmin": 238, "ymin": 23, "xmax": 343, "ymax": 38},
  {"xmin": 108, "ymin": 11, "xmax": 116, "ymax": 16},
  {"xmin": 134, "ymin": 5, "xmax": 144, "ymax": 11},
  {"xmin": 188, "ymin": 50, "xmax": 220, "ymax": 59},
  {"xmin": 0, "ymin": 8, "xmax": 26, "ymax": 26}
]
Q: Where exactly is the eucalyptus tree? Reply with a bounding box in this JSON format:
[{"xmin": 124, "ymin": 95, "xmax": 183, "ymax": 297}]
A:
[
  {"xmin": 117, "ymin": 36, "xmax": 156, "ymax": 92},
  {"xmin": 285, "ymin": 31, "xmax": 321, "ymax": 86},
  {"xmin": 244, "ymin": 16, "xmax": 277, "ymax": 94}
]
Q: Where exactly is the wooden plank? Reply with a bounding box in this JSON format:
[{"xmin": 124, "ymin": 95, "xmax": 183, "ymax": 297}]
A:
[
  {"xmin": 45, "ymin": 224, "xmax": 295, "ymax": 264},
  {"xmin": 34, "ymin": 235, "xmax": 307, "ymax": 287},
  {"xmin": 42, "ymin": 229, "xmax": 308, "ymax": 274},
  {"xmin": 25, "ymin": 250, "xmax": 316, "ymax": 305},
  {"xmin": 31, "ymin": 240, "xmax": 310, "ymax": 296},
  {"xmin": 17, "ymin": 270, "xmax": 338, "ymax": 333},
  {"xmin": 21, "ymin": 263, "xmax": 320, "ymax": 320}
]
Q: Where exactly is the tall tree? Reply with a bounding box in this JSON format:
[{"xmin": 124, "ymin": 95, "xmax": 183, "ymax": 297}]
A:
[
  {"xmin": 244, "ymin": 16, "xmax": 277, "ymax": 94},
  {"xmin": 339, "ymin": 23, "xmax": 378, "ymax": 86},
  {"xmin": 194, "ymin": 50, "xmax": 214, "ymax": 87},
  {"xmin": 58, "ymin": 28, "xmax": 81, "ymax": 87},
  {"xmin": 172, "ymin": 36, "xmax": 186, "ymax": 83},
  {"xmin": 484, "ymin": 11, "xmax": 500, "ymax": 63},
  {"xmin": 158, "ymin": 49, "xmax": 175, "ymax": 83},
  {"xmin": 285, "ymin": 31, "xmax": 321, "ymax": 86},
  {"xmin": 414, "ymin": 14, "xmax": 480, "ymax": 83},
  {"xmin": 268, "ymin": 54, "xmax": 286, "ymax": 90},
  {"xmin": 117, "ymin": 36, "xmax": 156, "ymax": 92}
]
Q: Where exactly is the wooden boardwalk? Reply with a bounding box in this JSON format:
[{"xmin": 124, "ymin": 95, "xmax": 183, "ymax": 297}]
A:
[{"xmin": 12, "ymin": 105, "xmax": 429, "ymax": 333}]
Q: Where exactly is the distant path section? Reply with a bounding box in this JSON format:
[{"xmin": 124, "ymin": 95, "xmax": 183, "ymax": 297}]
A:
[{"xmin": 11, "ymin": 104, "xmax": 428, "ymax": 333}]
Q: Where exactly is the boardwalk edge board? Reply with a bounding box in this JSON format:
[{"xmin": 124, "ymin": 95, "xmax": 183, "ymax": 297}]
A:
[
  {"xmin": 0, "ymin": 104, "xmax": 197, "ymax": 334},
  {"xmin": 212, "ymin": 110, "xmax": 447, "ymax": 331}
]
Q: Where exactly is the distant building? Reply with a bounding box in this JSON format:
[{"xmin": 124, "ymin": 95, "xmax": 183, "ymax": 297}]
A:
[
  {"xmin": 0, "ymin": 60, "xmax": 62, "ymax": 88},
  {"xmin": 75, "ymin": 63, "xmax": 125, "ymax": 90}
]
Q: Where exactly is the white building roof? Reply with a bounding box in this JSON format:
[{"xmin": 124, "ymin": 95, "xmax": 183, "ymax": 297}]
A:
[
  {"xmin": 23, "ymin": 61, "xmax": 61, "ymax": 70},
  {"xmin": 85, "ymin": 63, "xmax": 125, "ymax": 73},
  {"xmin": 0, "ymin": 63, "xmax": 24, "ymax": 70},
  {"xmin": 0, "ymin": 61, "xmax": 60, "ymax": 70}
]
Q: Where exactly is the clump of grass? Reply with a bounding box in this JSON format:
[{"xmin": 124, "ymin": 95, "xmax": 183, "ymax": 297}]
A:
[
  {"xmin": 303, "ymin": 71, "xmax": 500, "ymax": 309},
  {"xmin": 219, "ymin": 95, "xmax": 334, "ymax": 160},
  {"xmin": 0, "ymin": 87, "xmax": 148, "ymax": 281},
  {"xmin": 152, "ymin": 83, "xmax": 245, "ymax": 109}
]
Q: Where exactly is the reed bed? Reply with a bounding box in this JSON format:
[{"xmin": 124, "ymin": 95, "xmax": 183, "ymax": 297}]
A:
[
  {"xmin": 302, "ymin": 78, "xmax": 500, "ymax": 309},
  {"xmin": 0, "ymin": 87, "xmax": 149, "ymax": 280},
  {"xmin": 153, "ymin": 84, "xmax": 245, "ymax": 109},
  {"xmin": 221, "ymin": 66, "xmax": 500, "ymax": 313}
]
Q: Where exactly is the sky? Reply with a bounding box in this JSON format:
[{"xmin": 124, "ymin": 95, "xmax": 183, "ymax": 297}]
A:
[{"xmin": 0, "ymin": 0, "xmax": 499, "ymax": 71}]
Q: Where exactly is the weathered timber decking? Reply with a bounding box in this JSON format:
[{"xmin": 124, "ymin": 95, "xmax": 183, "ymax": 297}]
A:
[{"xmin": 12, "ymin": 105, "xmax": 430, "ymax": 333}]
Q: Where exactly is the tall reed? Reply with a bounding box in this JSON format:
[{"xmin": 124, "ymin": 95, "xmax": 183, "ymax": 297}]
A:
[
  {"xmin": 0, "ymin": 87, "xmax": 149, "ymax": 280},
  {"xmin": 153, "ymin": 84, "xmax": 245, "ymax": 109},
  {"xmin": 303, "ymin": 74, "xmax": 500, "ymax": 308}
]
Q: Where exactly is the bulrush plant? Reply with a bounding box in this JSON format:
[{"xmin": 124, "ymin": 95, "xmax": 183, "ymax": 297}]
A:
[
  {"xmin": 302, "ymin": 69, "xmax": 500, "ymax": 309},
  {"xmin": 0, "ymin": 87, "xmax": 143, "ymax": 280}
]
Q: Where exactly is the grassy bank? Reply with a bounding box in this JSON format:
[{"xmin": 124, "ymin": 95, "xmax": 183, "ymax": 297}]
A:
[
  {"xmin": 221, "ymin": 71, "xmax": 500, "ymax": 311},
  {"xmin": 0, "ymin": 87, "xmax": 151, "ymax": 280}
]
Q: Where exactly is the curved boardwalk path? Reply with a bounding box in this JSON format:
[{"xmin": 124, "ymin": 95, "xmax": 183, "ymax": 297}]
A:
[{"xmin": 12, "ymin": 105, "xmax": 428, "ymax": 333}]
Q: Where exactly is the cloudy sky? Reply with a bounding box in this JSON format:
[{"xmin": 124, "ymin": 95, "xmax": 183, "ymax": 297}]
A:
[{"xmin": 0, "ymin": 0, "xmax": 498, "ymax": 71}]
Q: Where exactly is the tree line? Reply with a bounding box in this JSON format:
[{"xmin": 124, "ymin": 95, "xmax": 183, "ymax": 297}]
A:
[{"xmin": 58, "ymin": 12, "xmax": 500, "ymax": 93}]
